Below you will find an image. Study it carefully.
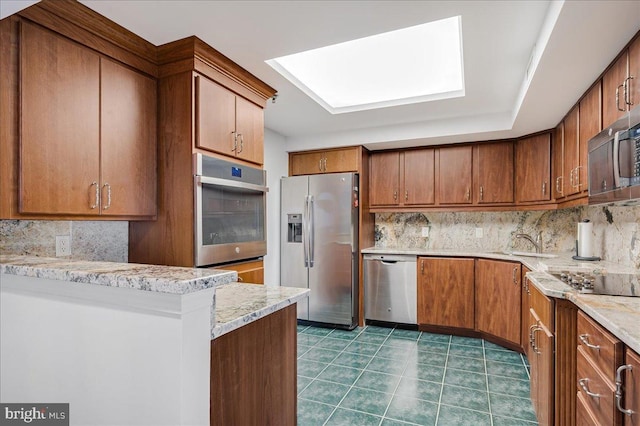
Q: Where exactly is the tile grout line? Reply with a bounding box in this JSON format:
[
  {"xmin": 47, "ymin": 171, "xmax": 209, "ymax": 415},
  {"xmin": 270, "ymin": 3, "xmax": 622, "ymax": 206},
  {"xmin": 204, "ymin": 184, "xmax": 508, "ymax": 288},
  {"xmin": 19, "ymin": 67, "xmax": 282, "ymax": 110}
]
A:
[
  {"xmin": 482, "ymin": 339, "xmax": 495, "ymax": 426},
  {"xmin": 432, "ymin": 334, "xmax": 451, "ymax": 425}
]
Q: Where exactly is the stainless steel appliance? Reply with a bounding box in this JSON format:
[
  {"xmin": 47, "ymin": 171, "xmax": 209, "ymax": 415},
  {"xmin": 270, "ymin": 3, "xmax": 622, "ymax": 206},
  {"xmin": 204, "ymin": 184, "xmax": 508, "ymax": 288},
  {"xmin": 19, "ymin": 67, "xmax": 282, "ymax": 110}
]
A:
[
  {"xmin": 194, "ymin": 154, "xmax": 267, "ymax": 266},
  {"xmin": 588, "ymin": 107, "xmax": 640, "ymax": 206},
  {"xmin": 551, "ymin": 271, "xmax": 639, "ymax": 297},
  {"xmin": 363, "ymin": 254, "xmax": 417, "ymax": 324},
  {"xmin": 280, "ymin": 173, "xmax": 359, "ymax": 329}
]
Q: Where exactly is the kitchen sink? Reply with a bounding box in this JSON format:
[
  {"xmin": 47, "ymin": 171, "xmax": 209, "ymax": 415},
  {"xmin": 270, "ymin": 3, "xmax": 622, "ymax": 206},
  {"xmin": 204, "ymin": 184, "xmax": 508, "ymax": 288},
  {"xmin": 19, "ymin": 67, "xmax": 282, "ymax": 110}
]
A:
[{"xmin": 501, "ymin": 251, "xmax": 558, "ymax": 258}]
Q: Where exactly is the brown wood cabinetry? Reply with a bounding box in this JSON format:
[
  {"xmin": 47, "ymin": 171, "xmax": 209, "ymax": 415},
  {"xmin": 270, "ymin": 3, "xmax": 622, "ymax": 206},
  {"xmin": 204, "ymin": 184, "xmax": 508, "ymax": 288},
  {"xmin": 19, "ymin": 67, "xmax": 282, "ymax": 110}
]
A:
[
  {"xmin": 475, "ymin": 259, "xmax": 521, "ymax": 346},
  {"xmin": 439, "ymin": 145, "xmax": 473, "ymax": 205},
  {"xmin": 210, "ymin": 304, "xmax": 296, "ymax": 426},
  {"xmin": 370, "ymin": 149, "xmax": 435, "ymax": 208},
  {"xmin": 622, "ymin": 348, "xmax": 640, "ymax": 426},
  {"xmin": 474, "ymin": 142, "xmax": 514, "ymax": 204},
  {"xmin": 195, "ymin": 75, "xmax": 264, "ymax": 165},
  {"xmin": 528, "ymin": 284, "xmax": 555, "ymax": 426},
  {"xmin": 516, "ymin": 133, "xmax": 551, "ymax": 204},
  {"xmin": 417, "ymin": 257, "xmax": 474, "ymax": 329},
  {"xmin": 17, "ymin": 21, "xmax": 156, "ymax": 218},
  {"xmin": 563, "ymin": 106, "xmax": 580, "ymax": 197},
  {"xmin": 552, "ymin": 122, "xmax": 565, "ymax": 199},
  {"xmin": 289, "ymin": 146, "xmax": 361, "ymax": 176},
  {"xmin": 578, "ymin": 82, "xmax": 602, "ymax": 192},
  {"xmin": 521, "ymin": 266, "xmax": 532, "ymax": 358},
  {"xmin": 603, "ymin": 35, "xmax": 639, "ymax": 128},
  {"xmin": 576, "ymin": 310, "xmax": 624, "ymax": 426},
  {"xmin": 221, "ymin": 259, "xmax": 264, "ymax": 284},
  {"xmin": 630, "ymin": 36, "xmax": 640, "ymax": 116}
]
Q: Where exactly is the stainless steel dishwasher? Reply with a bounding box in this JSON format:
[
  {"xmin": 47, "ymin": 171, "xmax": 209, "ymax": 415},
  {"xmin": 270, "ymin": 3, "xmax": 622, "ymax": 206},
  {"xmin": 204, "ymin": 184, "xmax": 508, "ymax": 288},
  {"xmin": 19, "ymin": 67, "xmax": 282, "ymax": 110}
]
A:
[{"xmin": 364, "ymin": 254, "xmax": 417, "ymax": 324}]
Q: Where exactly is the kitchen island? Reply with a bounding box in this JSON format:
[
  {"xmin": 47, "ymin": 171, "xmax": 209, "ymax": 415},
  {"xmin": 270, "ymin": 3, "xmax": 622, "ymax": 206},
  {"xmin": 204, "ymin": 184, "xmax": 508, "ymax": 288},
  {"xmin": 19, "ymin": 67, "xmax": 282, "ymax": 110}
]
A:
[{"xmin": 0, "ymin": 255, "xmax": 308, "ymax": 426}]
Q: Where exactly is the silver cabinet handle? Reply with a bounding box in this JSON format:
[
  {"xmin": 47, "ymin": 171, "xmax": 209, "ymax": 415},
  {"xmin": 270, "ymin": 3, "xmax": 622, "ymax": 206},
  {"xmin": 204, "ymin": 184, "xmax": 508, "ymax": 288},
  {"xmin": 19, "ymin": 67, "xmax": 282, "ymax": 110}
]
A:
[
  {"xmin": 542, "ymin": 181, "xmax": 546, "ymax": 196},
  {"xmin": 231, "ymin": 131, "xmax": 238, "ymax": 152},
  {"xmin": 556, "ymin": 176, "xmax": 563, "ymax": 195},
  {"xmin": 393, "ymin": 190, "xmax": 398, "ymax": 201},
  {"xmin": 529, "ymin": 323, "xmax": 537, "ymax": 350},
  {"xmin": 532, "ymin": 326, "xmax": 542, "ymax": 354},
  {"xmin": 102, "ymin": 183, "xmax": 111, "ymax": 210},
  {"xmin": 512, "ymin": 267, "xmax": 518, "ymax": 285},
  {"xmin": 324, "ymin": 157, "xmax": 328, "ymax": 172},
  {"xmin": 318, "ymin": 159, "xmax": 323, "ymax": 172},
  {"xmin": 615, "ymin": 364, "xmax": 635, "ymax": 416},
  {"xmin": 578, "ymin": 378, "xmax": 601, "ymax": 399},
  {"xmin": 625, "ymin": 76, "xmax": 634, "ymax": 106},
  {"xmin": 237, "ymin": 133, "xmax": 244, "ymax": 153},
  {"xmin": 569, "ymin": 168, "xmax": 574, "ymax": 188},
  {"xmin": 90, "ymin": 181, "xmax": 99, "ymax": 209},
  {"xmin": 420, "ymin": 260, "xmax": 424, "ymax": 274},
  {"xmin": 465, "ymin": 187, "xmax": 470, "ymax": 201},
  {"xmin": 616, "ymin": 83, "xmax": 626, "ymax": 112},
  {"xmin": 480, "ymin": 185, "xmax": 484, "ymax": 201},
  {"xmin": 579, "ymin": 334, "xmax": 600, "ymax": 351},
  {"xmin": 405, "ymin": 190, "xmax": 408, "ymax": 202},
  {"xmin": 574, "ymin": 166, "xmax": 582, "ymax": 188}
]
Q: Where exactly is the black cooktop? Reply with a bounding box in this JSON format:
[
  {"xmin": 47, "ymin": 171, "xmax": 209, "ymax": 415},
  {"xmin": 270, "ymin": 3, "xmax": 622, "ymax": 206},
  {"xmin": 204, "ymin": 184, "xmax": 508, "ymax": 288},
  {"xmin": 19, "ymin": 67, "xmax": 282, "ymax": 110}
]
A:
[{"xmin": 551, "ymin": 272, "xmax": 639, "ymax": 297}]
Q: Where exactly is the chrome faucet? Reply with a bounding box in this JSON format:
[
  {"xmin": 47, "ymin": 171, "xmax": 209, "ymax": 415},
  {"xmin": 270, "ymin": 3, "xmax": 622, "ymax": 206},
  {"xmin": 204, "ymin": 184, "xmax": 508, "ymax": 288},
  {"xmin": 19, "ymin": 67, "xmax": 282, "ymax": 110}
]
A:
[{"xmin": 515, "ymin": 231, "xmax": 543, "ymax": 254}]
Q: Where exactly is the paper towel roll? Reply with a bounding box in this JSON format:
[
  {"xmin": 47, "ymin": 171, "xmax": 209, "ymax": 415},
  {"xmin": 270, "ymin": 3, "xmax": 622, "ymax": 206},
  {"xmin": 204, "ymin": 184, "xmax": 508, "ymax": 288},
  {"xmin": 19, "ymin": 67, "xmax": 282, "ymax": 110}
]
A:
[{"xmin": 577, "ymin": 219, "xmax": 593, "ymax": 258}]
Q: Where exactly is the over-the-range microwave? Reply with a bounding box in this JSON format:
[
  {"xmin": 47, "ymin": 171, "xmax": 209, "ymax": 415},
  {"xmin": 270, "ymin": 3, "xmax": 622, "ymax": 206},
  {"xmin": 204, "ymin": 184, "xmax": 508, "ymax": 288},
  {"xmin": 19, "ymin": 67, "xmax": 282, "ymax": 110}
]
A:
[{"xmin": 588, "ymin": 107, "xmax": 640, "ymax": 206}]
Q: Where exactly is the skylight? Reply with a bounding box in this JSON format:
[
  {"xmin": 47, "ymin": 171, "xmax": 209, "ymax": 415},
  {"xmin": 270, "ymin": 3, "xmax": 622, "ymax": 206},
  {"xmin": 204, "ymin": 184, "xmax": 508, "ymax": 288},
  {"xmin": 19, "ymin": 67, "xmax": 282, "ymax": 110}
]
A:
[{"xmin": 266, "ymin": 16, "xmax": 464, "ymax": 114}]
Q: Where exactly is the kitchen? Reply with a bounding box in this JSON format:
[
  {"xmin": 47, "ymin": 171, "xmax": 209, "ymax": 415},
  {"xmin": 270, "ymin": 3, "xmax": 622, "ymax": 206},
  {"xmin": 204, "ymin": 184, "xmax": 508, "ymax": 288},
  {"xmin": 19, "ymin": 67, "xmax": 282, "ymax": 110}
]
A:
[{"xmin": 1, "ymin": 0, "xmax": 640, "ymax": 425}]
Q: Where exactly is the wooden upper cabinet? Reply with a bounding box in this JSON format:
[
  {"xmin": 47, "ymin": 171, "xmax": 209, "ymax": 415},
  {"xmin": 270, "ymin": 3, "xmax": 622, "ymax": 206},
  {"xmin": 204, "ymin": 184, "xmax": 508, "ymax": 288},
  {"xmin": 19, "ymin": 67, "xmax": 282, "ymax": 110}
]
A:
[
  {"xmin": 195, "ymin": 74, "xmax": 264, "ymax": 165},
  {"xmin": 289, "ymin": 147, "xmax": 360, "ymax": 176},
  {"xmin": 439, "ymin": 145, "xmax": 472, "ymax": 204},
  {"xmin": 563, "ymin": 106, "xmax": 580, "ymax": 197},
  {"xmin": 100, "ymin": 58, "xmax": 157, "ymax": 217},
  {"xmin": 19, "ymin": 22, "xmax": 100, "ymax": 215},
  {"xmin": 516, "ymin": 133, "xmax": 551, "ymax": 203},
  {"xmin": 369, "ymin": 151, "xmax": 400, "ymax": 206},
  {"xmin": 418, "ymin": 257, "xmax": 474, "ymax": 329},
  {"xmin": 404, "ymin": 149, "xmax": 435, "ymax": 206},
  {"xmin": 603, "ymin": 51, "xmax": 629, "ymax": 128},
  {"xmin": 579, "ymin": 82, "xmax": 602, "ymax": 193},
  {"xmin": 475, "ymin": 259, "xmax": 521, "ymax": 345},
  {"xmin": 552, "ymin": 122, "xmax": 564, "ymax": 200},
  {"xmin": 629, "ymin": 36, "xmax": 640, "ymax": 114},
  {"xmin": 475, "ymin": 142, "xmax": 513, "ymax": 204}
]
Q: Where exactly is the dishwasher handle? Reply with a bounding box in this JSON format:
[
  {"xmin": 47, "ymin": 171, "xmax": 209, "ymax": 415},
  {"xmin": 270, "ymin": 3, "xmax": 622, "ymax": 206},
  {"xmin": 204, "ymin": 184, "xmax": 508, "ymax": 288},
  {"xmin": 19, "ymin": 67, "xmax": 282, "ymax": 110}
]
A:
[{"xmin": 380, "ymin": 260, "xmax": 398, "ymax": 265}]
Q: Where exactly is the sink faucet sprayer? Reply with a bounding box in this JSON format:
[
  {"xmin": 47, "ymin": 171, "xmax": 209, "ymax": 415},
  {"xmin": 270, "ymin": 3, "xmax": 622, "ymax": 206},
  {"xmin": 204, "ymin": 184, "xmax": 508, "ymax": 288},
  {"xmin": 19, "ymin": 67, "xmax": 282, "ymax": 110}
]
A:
[{"xmin": 515, "ymin": 231, "xmax": 543, "ymax": 254}]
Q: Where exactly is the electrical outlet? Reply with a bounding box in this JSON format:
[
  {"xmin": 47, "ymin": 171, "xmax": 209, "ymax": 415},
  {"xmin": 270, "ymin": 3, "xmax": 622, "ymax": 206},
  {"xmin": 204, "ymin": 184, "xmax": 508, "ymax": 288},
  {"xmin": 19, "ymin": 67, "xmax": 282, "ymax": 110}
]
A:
[
  {"xmin": 475, "ymin": 227, "xmax": 484, "ymax": 238},
  {"xmin": 421, "ymin": 226, "xmax": 430, "ymax": 237},
  {"xmin": 56, "ymin": 235, "xmax": 71, "ymax": 257}
]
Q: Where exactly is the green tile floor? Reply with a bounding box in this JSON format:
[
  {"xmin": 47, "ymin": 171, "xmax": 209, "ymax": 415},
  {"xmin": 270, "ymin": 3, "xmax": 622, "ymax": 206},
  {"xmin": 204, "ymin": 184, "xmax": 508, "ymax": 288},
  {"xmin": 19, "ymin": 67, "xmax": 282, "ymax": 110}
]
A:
[{"xmin": 297, "ymin": 324, "xmax": 538, "ymax": 426}]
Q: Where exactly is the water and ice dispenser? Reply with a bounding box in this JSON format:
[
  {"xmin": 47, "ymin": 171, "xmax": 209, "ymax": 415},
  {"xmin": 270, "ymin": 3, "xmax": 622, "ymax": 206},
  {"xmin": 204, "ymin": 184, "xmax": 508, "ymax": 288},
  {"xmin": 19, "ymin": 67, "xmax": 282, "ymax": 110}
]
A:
[{"xmin": 287, "ymin": 214, "xmax": 302, "ymax": 243}]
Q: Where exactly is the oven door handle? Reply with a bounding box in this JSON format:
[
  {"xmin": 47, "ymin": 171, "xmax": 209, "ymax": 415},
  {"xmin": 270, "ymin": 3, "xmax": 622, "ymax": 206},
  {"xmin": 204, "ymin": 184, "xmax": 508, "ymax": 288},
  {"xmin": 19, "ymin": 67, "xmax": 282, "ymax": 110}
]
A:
[{"xmin": 196, "ymin": 176, "xmax": 268, "ymax": 193}]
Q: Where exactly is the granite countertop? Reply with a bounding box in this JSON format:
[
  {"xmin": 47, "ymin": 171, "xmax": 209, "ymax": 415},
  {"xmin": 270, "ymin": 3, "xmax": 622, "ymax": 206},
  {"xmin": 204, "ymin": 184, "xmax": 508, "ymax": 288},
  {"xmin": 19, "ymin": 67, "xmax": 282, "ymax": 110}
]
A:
[
  {"xmin": 363, "ymin": 247, "xmax": 640, "ymax": 354},
  {"xmin": 211, "ymin": 283, "xmax": 309, "ymax": 339},
  {"xmin": 0, "ymin": 255, "xmax": 237, "ymax": 294}
]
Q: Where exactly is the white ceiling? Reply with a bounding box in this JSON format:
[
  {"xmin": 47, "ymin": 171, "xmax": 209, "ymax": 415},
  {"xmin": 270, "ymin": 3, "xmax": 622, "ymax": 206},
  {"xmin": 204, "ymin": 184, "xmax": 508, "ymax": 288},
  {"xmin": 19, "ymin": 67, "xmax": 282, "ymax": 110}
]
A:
[{"xmin": 4, "ymin": 1, "xmax": 640, "ymax": 152}]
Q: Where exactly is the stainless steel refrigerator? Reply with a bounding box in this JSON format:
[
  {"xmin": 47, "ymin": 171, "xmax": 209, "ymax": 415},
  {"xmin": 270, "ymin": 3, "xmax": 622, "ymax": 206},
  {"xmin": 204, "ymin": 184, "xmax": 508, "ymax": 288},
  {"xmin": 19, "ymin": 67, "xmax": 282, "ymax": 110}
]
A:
[{"xmin": 280, "ymin": 173, "xmax": 359, "ymax": 329}]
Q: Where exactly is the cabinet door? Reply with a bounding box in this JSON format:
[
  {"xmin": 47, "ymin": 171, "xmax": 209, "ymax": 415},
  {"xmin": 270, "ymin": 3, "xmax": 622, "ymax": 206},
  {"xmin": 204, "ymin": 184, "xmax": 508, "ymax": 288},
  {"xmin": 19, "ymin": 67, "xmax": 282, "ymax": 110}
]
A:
[
  {"xmin": 19, "ymin": 22, "xmax": 100, "ymax": 215},
  {"xmin": 439, "ymin": 145, "xmax": 472, "ymax": 204},
  {"xmin": 624, "ymin": 348, "xmax": 640, "ymax": 426},
  {"xmin": 235, "ymin": 96, "xmax": 264, "ymax": 165},
  {"xmin": 516, "ymin": 133, "xmax": 551, "ymax": 203},
  {"xmin": 552, "ymin": 123, "xmax": 564, "ymax": 199},
  {"xmin": 370, "ymin": 151, "xmax": 400, "ymax": 206},
  {"xmin": 603, "ymin": 53, "xmax": 628, "ymax": 128},
  {"xmin": 630, "ymin": 37, "xmax": 640, "ymax": 114},
  {"xmin": 323, "ymin": 147, "xmax": 360, "ymax": 173},
  {"xmin": 100, "ymin": 58, "xmax": 157, "ymax": 217},
  {"xmin": 475, "ymin": 259, "xmax": 521, "ymax": 345},
  {"xmin": 195, "ymin": 75, "xmax": 236, "ymax": 156},
  {"xmin": 563, "ymin": 106, "xmax": 580, "ymax": 197},
  {"xmin": 579, "ymin": 82, "xmax": 602, "ymax": 193},
  {"xmin": 535, "ymin": 321, "xmax": 555, "ymax": 426},
  {"xmin": 404, "ymin": 149, "xmax": 435, "ymax": 205},
  {"xmin": 289, "ymin": 151, "xmax": 325, "ymax": 175},
  {"xmin": 521, "ymin": 266, "xmax": 532, "ymax": 357},
  {"xmin": 225, "ymin": 259, "xmax": 264, "ymax": 285},
  {"xmin": 417, "ymin": 257, "xmax": 474, "ymax": 328},
  {"xmin": 476, "ymin": 142, "xmax": 513, "ymax": 204}
]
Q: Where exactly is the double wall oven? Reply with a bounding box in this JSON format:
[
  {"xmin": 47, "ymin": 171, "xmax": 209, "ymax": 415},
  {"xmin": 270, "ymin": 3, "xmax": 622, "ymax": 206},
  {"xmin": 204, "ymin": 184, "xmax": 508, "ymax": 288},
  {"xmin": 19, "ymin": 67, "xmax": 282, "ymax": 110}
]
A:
[{"xmin": 193, "ymin": 154, "xmax": 267, "ymax": 267}]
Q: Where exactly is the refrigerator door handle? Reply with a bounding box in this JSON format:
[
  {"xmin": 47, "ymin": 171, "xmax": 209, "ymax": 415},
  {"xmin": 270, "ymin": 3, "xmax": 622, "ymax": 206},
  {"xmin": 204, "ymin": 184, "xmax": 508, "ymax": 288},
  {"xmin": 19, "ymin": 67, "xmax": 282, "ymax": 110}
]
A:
[
  {"xmin": 309, "ymin": 195, "xmax": 315, "ymax": 267},
  {"xmin": 303, "ymin": 195, "xmax": 309, "ymax": 267}
]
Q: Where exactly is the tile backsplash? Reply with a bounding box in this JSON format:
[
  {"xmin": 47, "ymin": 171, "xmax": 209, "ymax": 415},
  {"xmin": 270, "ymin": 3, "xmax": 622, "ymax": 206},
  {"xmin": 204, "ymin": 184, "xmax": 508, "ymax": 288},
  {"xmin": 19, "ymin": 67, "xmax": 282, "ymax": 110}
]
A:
[
  {"xmin": 374, "ymin": 205, "xmax": 640, "ymax": 270},
  {"xmin": 0, "ymin": 220, "xmax": 128, "ymax": 262}
]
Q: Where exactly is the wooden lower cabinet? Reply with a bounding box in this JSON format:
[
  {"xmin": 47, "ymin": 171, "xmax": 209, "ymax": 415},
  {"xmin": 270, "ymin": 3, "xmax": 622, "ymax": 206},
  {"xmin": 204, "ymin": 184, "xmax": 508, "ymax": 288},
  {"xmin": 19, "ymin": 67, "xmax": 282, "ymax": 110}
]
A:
[
  {"xmin": 222, "ymin": 259, "xmax": 264, "ymax": 284},
  {"xmin": 210, "ymin": 304, "xmax": 296, "ymax": 426},
  {"xmin": 528, "ymin": 283, "xmax": 554, "ymax": 426},
  {"xmin": 475, "ymin": 259, "xmax": 521, "ymax": 345},
  {"xmin": 417, "ymin": 257, "xmax": 474, "ymax": 329},
  {"xmin": 521, "ymin": 266, "xmax": 532, "ymax": 358},
  {"xmin": 623, "ymin": 348, "xmax": 640, "ymax": 426}
]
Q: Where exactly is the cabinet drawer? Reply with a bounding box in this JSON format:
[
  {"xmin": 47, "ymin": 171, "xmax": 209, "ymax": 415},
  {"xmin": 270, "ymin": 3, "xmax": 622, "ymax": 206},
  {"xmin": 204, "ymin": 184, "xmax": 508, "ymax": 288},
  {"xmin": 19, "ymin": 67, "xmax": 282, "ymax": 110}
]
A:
[
  {"xmin": 578, "ymin": 311, "xmax": 623, "ymax": 379},
  {"xmin": 577, "ymin": 346, "xmax": 620, "ymax": 426},
  {"xmin": 576, "ymin": 389, "xmax": 601, "ymax": 426}
]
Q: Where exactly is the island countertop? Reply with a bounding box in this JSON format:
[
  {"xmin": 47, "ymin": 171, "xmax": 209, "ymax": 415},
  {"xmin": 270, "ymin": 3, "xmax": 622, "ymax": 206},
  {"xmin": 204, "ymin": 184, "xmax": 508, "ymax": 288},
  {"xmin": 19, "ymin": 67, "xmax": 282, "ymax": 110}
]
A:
[
  {"xmin": 0, "ymin": 255, "xmax": 237, "ymax": 294},
  {"xmin": 212, "ymin": 283, "xmax": 309, "ymax": 339}
]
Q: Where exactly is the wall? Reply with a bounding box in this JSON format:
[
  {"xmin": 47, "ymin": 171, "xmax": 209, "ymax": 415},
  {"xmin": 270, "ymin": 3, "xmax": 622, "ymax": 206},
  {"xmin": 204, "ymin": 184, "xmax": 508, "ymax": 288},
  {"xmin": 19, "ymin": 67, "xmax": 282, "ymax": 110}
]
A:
[
  {"xmin": 374, "ymin": 205, "xmax": 640, "ymax": 270},
  {"xmin": 0, "ymin": 220, "xmax": 128, "ymax": 262},
  {"xmin": 263, "ymin": 128, "xmax": 288, "ymax": 287}
]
